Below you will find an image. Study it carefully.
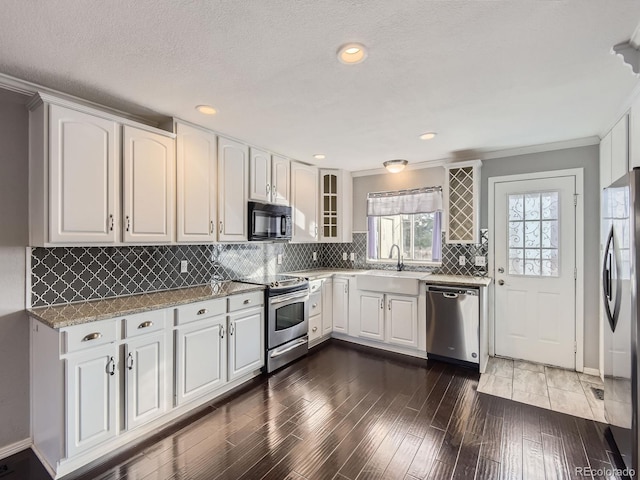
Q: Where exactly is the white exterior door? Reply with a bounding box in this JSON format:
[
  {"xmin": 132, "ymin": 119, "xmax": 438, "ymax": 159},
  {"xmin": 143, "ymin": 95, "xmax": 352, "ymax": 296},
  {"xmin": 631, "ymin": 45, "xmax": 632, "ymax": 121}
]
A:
[
  {"xmin": 386, "ymin": 295, "xmax": 418, "ymax": 348},
  {"xmin": 125, "ymin": 332, "xmax": 167, "ymax": 430},
  {"xmin": 249, "ymin": 148, "xmax": 272, "ymax": 203},
  {"xmin": 49, "ymin": 104, "xmax": 118, "ymax": 243},
  {"xmin": 228, "ymin": 309, "xmax": 264, "ymax": 381},
  {"xmin": 494, "ymin": 175, "xmax": 576, "ymax": 369},
  {"xmin": 291, "ymin": 162, "xmax": 318, "ymax": 242},
  {"xmin": 218, "ymin": 137, "xmax": 248, "ymax": 241},
  {"xmin": 271, "ymin": 155, "xmax": 290, "ymax": 205},
  {"xmin": 332, "ymin": 279, "xmax": 348, "ymax": 333},
  {"xmin": 358, "ymin": 292, "xmax": 385, "ymax": 341},
  {"xmin": 122, "ymin": 126, "xmax": 175, "ymax": 243},
  {"xmin": 176, "ymin": 122, "xmax": 217, "ymax": 242}
]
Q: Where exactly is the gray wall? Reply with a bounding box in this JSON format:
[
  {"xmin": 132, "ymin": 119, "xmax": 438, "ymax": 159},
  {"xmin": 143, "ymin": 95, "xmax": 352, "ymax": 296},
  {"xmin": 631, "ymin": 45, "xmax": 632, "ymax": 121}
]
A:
[
  {"xmin": 352, "ymin": 166, "xmax": 445, "ymax": 231},
  {"xmin": 480, "ymin": 145, "xmax": 600, "ymax": 369},
  {"xmin": 0, "ymin": 89, "xmax": 30, "ymax": 450}
]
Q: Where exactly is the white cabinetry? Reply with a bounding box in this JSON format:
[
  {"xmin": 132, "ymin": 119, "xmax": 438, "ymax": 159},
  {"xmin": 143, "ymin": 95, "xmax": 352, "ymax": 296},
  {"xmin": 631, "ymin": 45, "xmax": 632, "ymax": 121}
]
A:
[
  {"xmin": 175, "ymin": 122, "xmax": 217, "ymax": 242},
  {"xmin": 291, "ymin": 162, "xmax": 319, "ymax": 242},
  {"xmin": 272, "ymin": 155, "xmax": 290, "ymax": 205},
  {"xmin": 444, "ymin": 160, "xmax": 481, "ymax": 244},
  {"xmin": 386, "ymin": 295, "xmax": 418, "ymax": 348},
  {"xmin": 322, "ymin": 279, "xmax": 333, "ymax": 335},
  {"xmin": 218, "ymin": 137, "xmax": 249, "ymax": 241},
  {"xmin": 332, "ymin": 277, "xmax": 349, "ymax": 333},
  {"xmin": 228, "ymin": 305, "xmax": 264, "ymax": 381},
  {"xmin": 249, "ymin": 147, "xmax": 272, "ymax": 203},
  {"xmin": 319, "ymin": 169, "xmax": 353, "ymax": 243},
  {"xmin": 630, "ymin": 95, "xmax": 640, "ymax": 170},
  {"xmin": 358, "ymin": 292, "xmax": 385, "ymax": 341},
  {"xmin": 122, "ymin": 126, "xmax": 175, "ymax": 243},
  {"xmin": 611, "ymin": 115, "xmax": 629, "ymax": 182},
  {"xmin": 600, "ymin": 132, "xmax": 613, "ymax": 190}
]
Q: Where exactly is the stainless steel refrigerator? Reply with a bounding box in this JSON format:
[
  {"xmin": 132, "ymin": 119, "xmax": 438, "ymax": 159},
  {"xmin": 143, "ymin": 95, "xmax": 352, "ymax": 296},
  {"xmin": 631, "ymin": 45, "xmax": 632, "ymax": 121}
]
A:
[{"xmin": 602, "ymin": 170, "xmax": 639, "ymax": 473}]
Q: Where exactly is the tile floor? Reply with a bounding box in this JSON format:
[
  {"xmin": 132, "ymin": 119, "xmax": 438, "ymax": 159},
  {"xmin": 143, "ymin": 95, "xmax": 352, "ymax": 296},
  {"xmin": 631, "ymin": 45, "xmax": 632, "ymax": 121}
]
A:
[{"xmin": 478, "ymin": 357, "xmax": 606, "ymax": 422}]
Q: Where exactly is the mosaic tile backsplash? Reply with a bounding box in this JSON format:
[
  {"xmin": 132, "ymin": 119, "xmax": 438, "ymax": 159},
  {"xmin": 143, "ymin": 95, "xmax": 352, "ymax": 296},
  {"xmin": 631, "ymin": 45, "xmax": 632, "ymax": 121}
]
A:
[{"xmin": 31, "ymin": 231, "xmax": 488, "ymax": 306}]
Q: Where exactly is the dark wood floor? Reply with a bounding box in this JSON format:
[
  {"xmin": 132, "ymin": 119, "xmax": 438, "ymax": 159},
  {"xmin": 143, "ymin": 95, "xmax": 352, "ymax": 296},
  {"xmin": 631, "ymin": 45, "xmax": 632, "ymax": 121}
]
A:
[{"xmin": 3, "ymin": 340, "xmax": 627, "ymax": 480}]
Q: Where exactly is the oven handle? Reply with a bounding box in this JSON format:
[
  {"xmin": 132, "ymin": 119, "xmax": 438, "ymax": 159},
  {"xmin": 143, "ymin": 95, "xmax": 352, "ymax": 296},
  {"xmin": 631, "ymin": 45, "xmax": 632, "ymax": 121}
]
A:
[
  {"xmin": 269, "ymin": 291, "xmax": 310, "ymax": 305},
  {"xmin": 270, "ymin": 337, "xmax": 308, "ymax": 358}
]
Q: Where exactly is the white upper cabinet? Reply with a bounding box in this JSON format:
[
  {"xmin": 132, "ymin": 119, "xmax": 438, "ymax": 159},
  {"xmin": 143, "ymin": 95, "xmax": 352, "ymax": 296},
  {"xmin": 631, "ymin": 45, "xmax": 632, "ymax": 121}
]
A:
[
  {"xmin": 30, "ymin": 101, "xmax": 120, "ymax": 246},
  {"xmin": 599, "ymin": 131, "xmax": 612, "ymax": 190},
  {"xmin": 291, "ymin": 162, "xmax": 319, "ymax": 242},
  {"xmin": 611, "ymin": 114, "xmax": 629, "ymax": 183},
  {"xmin": 176, "ymin": 122, "xmax": 217, "ymax": 242},
  {"xmin": 445, "ymin": 160, "xmax": 481, "ymax": 244},
  {"xmin": 319, "ymin": 169, "xmax": 352, "ymax": 243},
  {"xmin": 271, "ymin": 155, "xmax": 290, "ymax": 206},
  {"xmin": 123, "ymin": 126, "xmax": 175, "ymax": 243},
  {"xmin": 631, "ymin": 95, "xmax": 640, "ymax": 170},
  {"xmin": 218, "ymin": 137, "xmax": 249, "ymax": 241},
  {"xmin": 249, "ymin": 147, "xmax": 272, "ymax": 203}
]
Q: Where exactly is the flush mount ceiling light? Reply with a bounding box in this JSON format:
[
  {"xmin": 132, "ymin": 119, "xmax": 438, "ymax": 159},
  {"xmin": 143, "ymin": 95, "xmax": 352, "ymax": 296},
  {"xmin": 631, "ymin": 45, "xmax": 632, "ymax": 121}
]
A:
[
  {"xmin": 383, "ymin": 159, "xmax": 408, "ymax": 173},
  {"xmin": 419, "ymin": 132, "xmax": 437, "ymax": 140},
  {"xmin": 195, "ymin": 105, "xmax": 217, "ymax": 115},
  {"xmin": 337, "ymin": 43, "xmax": 367, "ymax": 64},
  {"xmin": 313, "ymin": 154, "xmax": 326, "ymax": 160}
]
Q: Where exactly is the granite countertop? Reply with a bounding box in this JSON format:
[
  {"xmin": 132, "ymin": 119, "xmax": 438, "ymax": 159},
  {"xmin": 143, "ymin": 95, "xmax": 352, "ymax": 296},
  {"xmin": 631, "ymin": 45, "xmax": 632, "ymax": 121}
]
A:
[
  {"xmin": 28, "ymin": 282, "xmax": 265, "ymax": 329},
  {"xmin": 289, "ymin": 268, "xmax": 368, "ymax": 279},
  {"xmin": 422, "ymin": 274, "xmax": 492, "ymax": 287}
]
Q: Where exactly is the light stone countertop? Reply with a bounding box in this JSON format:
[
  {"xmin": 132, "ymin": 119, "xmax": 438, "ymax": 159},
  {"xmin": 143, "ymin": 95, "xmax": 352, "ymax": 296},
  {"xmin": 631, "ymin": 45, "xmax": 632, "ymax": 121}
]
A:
[
  {"xmin": 288, "ymin": 269, "xmax": 491, "ymax": 287},
  {"xmin": 28, "ymin": 282, "xmax": 265, "ymax": 329},
  {"xmin": 288, "ymin": 268, "xmax": 368, "ymax": 279}
]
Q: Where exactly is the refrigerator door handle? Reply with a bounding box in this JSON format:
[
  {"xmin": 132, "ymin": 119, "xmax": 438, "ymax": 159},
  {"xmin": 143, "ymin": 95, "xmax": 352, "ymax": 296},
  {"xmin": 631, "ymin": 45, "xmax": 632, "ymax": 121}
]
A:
[{"xmin": 602, "ymin": 225, "xmax": 622, "ymax": 332}]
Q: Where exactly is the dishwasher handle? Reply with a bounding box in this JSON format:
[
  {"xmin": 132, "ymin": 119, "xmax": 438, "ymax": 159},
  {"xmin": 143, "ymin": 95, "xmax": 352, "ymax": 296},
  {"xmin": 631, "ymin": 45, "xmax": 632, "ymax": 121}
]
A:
[{"xmin": 426, "ymin": 285, "xmax": 479, "ymax": 296}]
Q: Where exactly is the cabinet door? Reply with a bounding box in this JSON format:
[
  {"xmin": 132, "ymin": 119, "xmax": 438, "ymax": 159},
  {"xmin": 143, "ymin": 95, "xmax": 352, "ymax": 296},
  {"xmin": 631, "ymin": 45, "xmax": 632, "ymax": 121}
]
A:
[
  {"xmin": 272, "ymin": 155, "xmax": 290, "ymax": 205},
  {"xmin": 291, "ymin": 162, "xmax": 318, "ymax": 242},
  {"xmin": 125, "ymin": 331, "xmax": 167, "ymax": 430},
  {"xmin": 174, "ymin": 317, "xmax": 226, "ymax": 405},
  {"xmin": 320, "ymin": 170, "xmax": 339, "ymax": 242},
  {"xmin": 386, "ymin": 295, "xmax": 418, "ymax": 348},
  {"xmin": 630, "ymin": 95, "xmax": 640, "ymax": 170},
  {"xmin": 123, "ymin": 126, "xmax": 175, "ymax": 243},
  {"xmin": 309, "ymin": 313, "xmax": 322, "ymax": 341},
  {"xmin": 49, "ymin": 104, "xmax": 118, "ymax": 243},
  {"xmin": 332, "ymin": 279, "xmax": 349, "ymax": 333},
  {"xmin": 358, "ymin": 292, "xmax": 385, "ymax": 341},
  {"xmin": 176, "ymin": 122, "xmax": 217, "ymax": 242},
  {"xmin": 599, "ymin": 132, "xmax": 612, "ymax": 191},
  {"xmin": 322, "ymin": 279, "xmax": 333, "ymax": 335},
  {"xmin": 228, "ymin": 308, "xmax": 264, "ymax": 381},
  {"xmin": 218, "ymin": 137, "xmax": 249, "ymax": 241},
  {"xmin": 65, "ymin": 344, "xmax": 117, "ymax": 457},
  {"xmin": 611, "ymin": 115, "xmax": 629, "ymax": 183},
  {"xmin": 249, "ymin": 148, "xmax": 272, "ymax": 203},
  {"xmin": 445, "ymin": 162, "xmax": 481, "ymax": 244}
]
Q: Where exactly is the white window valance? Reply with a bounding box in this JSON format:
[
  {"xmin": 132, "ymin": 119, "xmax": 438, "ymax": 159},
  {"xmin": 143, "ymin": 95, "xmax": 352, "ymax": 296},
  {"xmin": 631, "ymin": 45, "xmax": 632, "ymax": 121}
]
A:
[{"xmin": 367, "ymin": 187, "xmax": 443, "ymax": 216}]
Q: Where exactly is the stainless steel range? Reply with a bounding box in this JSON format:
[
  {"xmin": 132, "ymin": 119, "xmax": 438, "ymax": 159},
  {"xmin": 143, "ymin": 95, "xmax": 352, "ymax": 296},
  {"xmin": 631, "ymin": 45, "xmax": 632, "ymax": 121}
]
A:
[{"xmin": 239, "ymin": 274, "xmax": 309, "ymax": 373}]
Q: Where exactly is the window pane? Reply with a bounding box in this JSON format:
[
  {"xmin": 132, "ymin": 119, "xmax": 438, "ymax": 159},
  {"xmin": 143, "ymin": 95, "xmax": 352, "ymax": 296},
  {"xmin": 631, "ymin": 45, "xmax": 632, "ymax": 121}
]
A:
[
  {"xmin": 508, "ymin": 222, "xmax": 523, "ymax": 249},
  {"xmin": 524, "ymin": 221, "xmax": 541, "ymax": 248},
  {"xmin": 413, "ymin": 213, "xmax": 433, "ymax": 261},
  {"xmin": 509, "ymin": 195, "xmax": 524, "ymax": 220},
  {"xmin": 541, "ymin": 192, "xmax": 558, "ymax": 219},
  {"xmin": 524, "ymin": 194, "xmax": 540, "ymax": 220},
  {"xmin": 509, "ymin": 249, "xmax": 524, "ymax": 274}
]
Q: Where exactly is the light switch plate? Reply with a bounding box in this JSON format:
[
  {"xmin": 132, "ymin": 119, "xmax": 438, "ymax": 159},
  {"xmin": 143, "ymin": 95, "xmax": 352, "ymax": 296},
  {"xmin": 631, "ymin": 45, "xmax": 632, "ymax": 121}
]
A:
[
  {"xmin": 277, "ymin": 254, "xmax": 283, "ymax": 265},
  {"xmin": 350, "ymin": 252, "xmax": 355, "ymax": 261},
  {"xmin": 458, "ymin": 256, "xmax": 466, "ymax": 266},
  {"xmin": 342, "ymin": 252, "xmax": 348, "ymax": 261},
  {"xmin": 180, "ymin": 260, "xmax": 188, "ymax": 274},
  {"xmin": 474, "ymin": 256, "xmax": 486, "ymax": 267},
  {"xmin": 312, "ymin": 251, "xmax": 317, "ymax": 261}
]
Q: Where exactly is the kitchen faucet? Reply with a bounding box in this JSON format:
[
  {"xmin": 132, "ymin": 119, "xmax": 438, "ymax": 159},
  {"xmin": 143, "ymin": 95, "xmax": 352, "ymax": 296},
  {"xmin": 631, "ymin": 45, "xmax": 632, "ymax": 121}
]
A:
[{"xmin": 388, "ymin": 244, "xmax": 404, "ymax": 271}]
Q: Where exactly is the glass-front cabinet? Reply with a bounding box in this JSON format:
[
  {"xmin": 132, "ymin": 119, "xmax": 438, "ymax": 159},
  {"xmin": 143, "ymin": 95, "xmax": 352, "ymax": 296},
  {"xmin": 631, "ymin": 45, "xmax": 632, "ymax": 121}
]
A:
[{"xmin": 319, "ymin": 169, "xmax": 353, "ymax": 243}]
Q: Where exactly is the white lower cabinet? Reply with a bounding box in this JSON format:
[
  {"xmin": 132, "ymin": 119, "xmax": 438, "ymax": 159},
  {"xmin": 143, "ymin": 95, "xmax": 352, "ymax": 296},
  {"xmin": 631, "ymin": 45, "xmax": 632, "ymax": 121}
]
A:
[
  {"xmin": 322, "ymin": 279, "xmax": 333, "ymax": 335},
  {"xmin": 355, "ymin": 291, "xmax": 419, "ymax": 348},
  {"xmin": 65, "ymin": 344, "xmax": 118, "ymax": 458},
  {"xmin": 358, "ymin": 292, "xmax": 385, "ymax": 341},
  {"xmin": 332, "ymin": 278, "xmax": 349, "ymax": 333},
  {"xmin": 309, "ymin": 313, "xmax": 322, "ymax": 342},
  {"xmin": 228, "ymin": 307, "xmax": 264, "ymax": 381},
  {"xmin": 174, "ymin": 315, "xmax": 226, "ymax": 405}
]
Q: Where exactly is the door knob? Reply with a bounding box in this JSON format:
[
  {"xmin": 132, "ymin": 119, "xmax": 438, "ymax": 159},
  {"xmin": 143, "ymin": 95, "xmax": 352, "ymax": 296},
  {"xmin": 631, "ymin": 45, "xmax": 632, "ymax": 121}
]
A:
[
  {"xmin": 498, "ymin": 280, "xmax": 505, "ymax": 286},
  {"xmin": 498, "ymin": 267, "xmax": 504, "ymax": 273}
]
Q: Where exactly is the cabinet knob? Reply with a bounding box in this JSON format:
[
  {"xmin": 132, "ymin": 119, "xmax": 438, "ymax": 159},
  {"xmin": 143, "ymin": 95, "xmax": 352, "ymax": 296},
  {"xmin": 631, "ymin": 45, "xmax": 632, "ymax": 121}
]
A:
[
  {"xmin": 312, "ymin": 326, "xmax": 318, "ymax": 332},
  {"xmin": 498, "ymin": 280, "xmax": 505, "ymax": 286},
  {"xmin": 312, "ymin": 303, "xmax": 318, "ymax": 308},
  {"xmin": 498, "ymin": 267, "xmax": 505, "ymax": 274}
]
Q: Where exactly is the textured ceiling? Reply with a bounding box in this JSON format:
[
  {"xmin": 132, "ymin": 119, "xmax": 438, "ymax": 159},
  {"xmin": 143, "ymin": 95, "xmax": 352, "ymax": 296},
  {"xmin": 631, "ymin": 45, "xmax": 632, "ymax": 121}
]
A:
[{"xmin": 0, "ymin": 1, "xmax": 639, "ymax": 171}]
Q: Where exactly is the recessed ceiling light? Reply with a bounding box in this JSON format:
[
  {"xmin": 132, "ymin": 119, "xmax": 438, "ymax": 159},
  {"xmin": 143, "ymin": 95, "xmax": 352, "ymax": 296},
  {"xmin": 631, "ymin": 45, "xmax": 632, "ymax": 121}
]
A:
[
  {"xmin": 196, "ymin": 105, "xmax": 217, "ymax": 115},
  {"xmin": 337, "ymin": 43, "xmax": 367, "ymax": 64},
  {"xmin": 419, "ymin": 132, "xmax": 437, "ymax": 140},
  {"xmin": 383, "ymin": 159, "xmax": 408, "ymax": 173},
  {"xmin": 313, "ymin": 154, "xmax": 326, "ymax": 160}
]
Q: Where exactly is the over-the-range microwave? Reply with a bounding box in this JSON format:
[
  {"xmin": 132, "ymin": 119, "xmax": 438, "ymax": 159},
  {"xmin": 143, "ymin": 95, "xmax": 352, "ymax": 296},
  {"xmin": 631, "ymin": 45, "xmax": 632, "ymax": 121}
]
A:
[{"xmin": 248, "ymin": 201, "xmax": 292, "ymax": 241}]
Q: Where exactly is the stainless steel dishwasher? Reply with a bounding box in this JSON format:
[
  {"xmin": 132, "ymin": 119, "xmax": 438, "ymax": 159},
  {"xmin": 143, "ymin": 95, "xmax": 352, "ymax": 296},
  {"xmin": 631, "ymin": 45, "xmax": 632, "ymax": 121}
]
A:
[{"xmin": 426, "ymin": 285, "xmax": 479, "ymax": 365}]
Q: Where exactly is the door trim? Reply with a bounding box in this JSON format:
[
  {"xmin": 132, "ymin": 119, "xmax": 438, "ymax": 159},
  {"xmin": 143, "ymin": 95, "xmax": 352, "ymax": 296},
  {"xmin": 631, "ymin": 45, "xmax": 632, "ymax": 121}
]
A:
[{"xmin": 488, "ymin": 168, "xmax": 584, "ymax": 372}]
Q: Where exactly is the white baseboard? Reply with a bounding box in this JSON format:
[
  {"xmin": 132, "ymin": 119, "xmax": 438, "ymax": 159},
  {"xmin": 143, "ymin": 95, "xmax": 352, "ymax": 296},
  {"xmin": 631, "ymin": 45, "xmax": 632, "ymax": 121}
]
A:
[
  {"xmin": 582, "ymin": 367, "xmax": 601, "ymax": 378},
  {"xmin": 0, "ymin": 438, "xmax": 32, "ymax": 461}
]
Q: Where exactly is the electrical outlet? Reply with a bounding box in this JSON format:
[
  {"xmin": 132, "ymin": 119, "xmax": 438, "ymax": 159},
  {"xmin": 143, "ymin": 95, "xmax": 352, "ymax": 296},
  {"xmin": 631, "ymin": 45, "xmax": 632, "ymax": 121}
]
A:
[
  {"xmin": 312, "ymin": 251, "xmax": 317, "ymax": 261},
  {"xmin": 458, "ymin": 256, "xmax": 466, "ymax": 266},
  {"xmin": 277, "ymin": 254, "xmax": 283, "ymax": 265},
  {"xmin": 474, "ymin": 256, "xmax": 486, "ymax": 267},
  {"xmin": 342, "ymin": 252, "xmax": 348, "ymax": 261},
  {"xmin": 350, "ymin": 252, "xmax": 355, "ymax": 261},
  {"xmin": 180, "ymin": 260, "xmax": 188, "ymax": 274}
]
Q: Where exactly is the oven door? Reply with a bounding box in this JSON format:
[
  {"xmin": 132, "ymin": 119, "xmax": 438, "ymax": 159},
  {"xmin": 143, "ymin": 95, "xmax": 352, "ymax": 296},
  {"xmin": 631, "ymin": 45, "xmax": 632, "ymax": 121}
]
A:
[{"xmin": 268, "ymin": 290, "xmax": 309, "ymax": 349}]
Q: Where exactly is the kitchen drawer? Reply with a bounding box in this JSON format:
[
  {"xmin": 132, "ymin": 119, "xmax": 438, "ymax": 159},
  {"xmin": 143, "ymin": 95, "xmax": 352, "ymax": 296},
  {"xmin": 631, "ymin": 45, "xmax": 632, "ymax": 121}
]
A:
[
  {"xmin": 62, "ymin": 318, "xmax": 118, "ymax": 354},
  {"xmin": 309, "ymin": 313, "xmax": 322, "ymax": 341},
  {"xmin": 228, "ymin": 291, "xmax": 264, "ymax": 312},
  {"xmin": 123, "ymin": 310, "xmax": 167, "ymax": 338},
  {"xmin": 176, "ymin": 298, "xmax": 226, "ymax": 325},
  {"xmin": 309, "ymin": 279, "xmax": 323, "ymax": 294},
  {"xmin": 309, "ymin": 292, "xmax": 322, "ymax": 316}
]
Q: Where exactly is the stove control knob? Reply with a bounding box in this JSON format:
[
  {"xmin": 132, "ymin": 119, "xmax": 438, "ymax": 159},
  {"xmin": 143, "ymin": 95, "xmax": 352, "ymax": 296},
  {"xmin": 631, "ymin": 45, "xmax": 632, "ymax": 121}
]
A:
[{"xmin": 274, "ymin": 282, "xmax": 280, "ymax": 287}]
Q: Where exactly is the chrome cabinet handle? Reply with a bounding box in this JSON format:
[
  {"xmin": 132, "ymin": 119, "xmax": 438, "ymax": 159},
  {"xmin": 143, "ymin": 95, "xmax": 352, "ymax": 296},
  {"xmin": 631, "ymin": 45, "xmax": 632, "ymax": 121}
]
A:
[
  {"xmin": 229, "ymin": 323, "xmax": 234, "ymax": 336},
  {"xmin": 312, "ymin": 326, "xmax": 318, "ymax": 332},
  {"xmin": 210, "ymin": 221, "xmax": 214, "ymax": 235},
  {"xmin": 220, "ymin": 326, "xmax": 225, "ymax": 338},
  {"xmin": 219, "ymin": 221, "xmax": 223, "ymax": 234},
  {"xmin": 243, "ymin": 299, "xmax": 251, "ymax": 304},
  {"xmin": 82, "ymin": 332, "xmax": 102, "ymax": 342},
  {"xmin": 388, "ymin": 300, "xmax": 391, "ymax": 311},
  {"xmin": 380, "ymin": 299, "xmax": 383, "ymax": 309},
  {"xmin": 312, "ymin": 303, "xmax": 318, "ymax": 308},
  {"xmin": 127, "ymin": 352, "xmax": 134, "ymax": 370},
  {"xmin": 197, "ymin": 308, "xmax": 208, "ymax": 315},
  {"xmin": 107, "ymin": 356, "xmax": 116, "ymax": 376},
  {"xmin": 109, "ymin": 214, "xmax": 114, "ymax": 231},
  {"xmin": 126, "ymin": 215, "xmax": 131, "ymax": 232},
  {"xmin": 138, "ymin": 321, "xmax": 153, "ymax": 329},
  {"xmin": 266, "ymin": 183, "xmax": 270, "ymax": 197}
]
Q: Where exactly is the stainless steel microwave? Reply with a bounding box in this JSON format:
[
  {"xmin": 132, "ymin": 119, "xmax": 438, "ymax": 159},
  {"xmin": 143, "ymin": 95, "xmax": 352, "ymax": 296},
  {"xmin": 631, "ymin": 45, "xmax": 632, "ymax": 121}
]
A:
[{"xmin": 248, "ymin": 201, "xmax": 292, "ymax": 241}]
